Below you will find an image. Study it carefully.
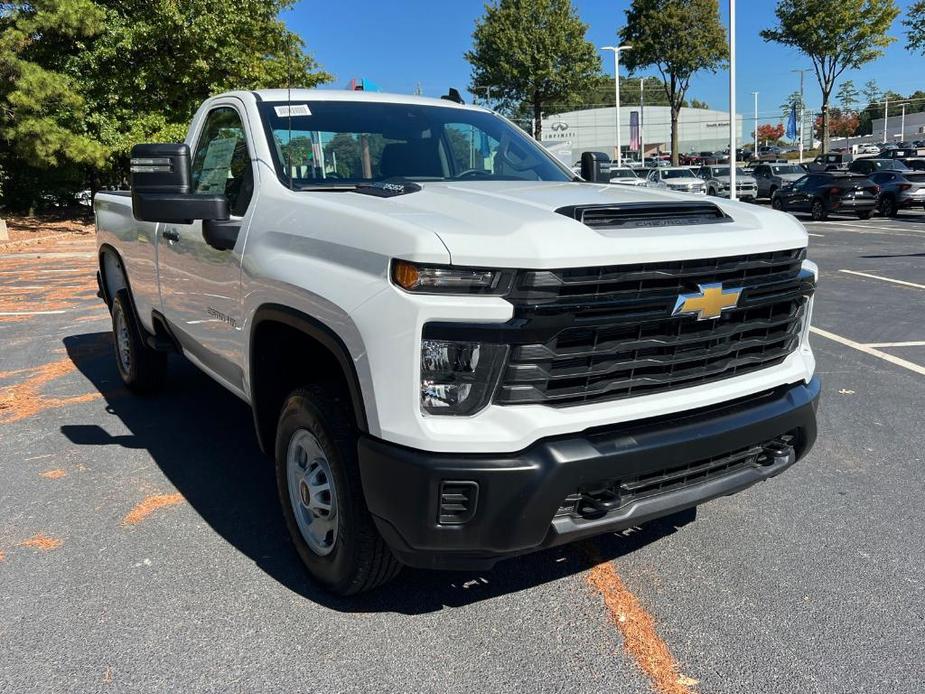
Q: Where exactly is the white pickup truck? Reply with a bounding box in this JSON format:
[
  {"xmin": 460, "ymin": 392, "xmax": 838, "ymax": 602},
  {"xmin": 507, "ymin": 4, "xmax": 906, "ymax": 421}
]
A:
[{"xmin": 95, "ymin": 89, "xmax": 820, "ymax": 594}]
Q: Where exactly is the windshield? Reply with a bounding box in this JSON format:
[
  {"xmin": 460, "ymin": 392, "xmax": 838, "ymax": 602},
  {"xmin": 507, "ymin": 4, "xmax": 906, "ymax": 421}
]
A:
[
  {"xmin": 771, "ymin": 165, "xmax": 803, "ymax": 175},
  {"xmin": 662, "ymin": 169, "xmax": 694, "ymax": 179},
  {"xmin": 880, "ymin": 159, "xmax": 909, "ymax": 170},
  {"xmin": 257, "ymin": 101, "xmax": 571, "ymax": 187},
  {"xmin": 610, "ymin": 169, "xmax": 637, "ymax": 178}
]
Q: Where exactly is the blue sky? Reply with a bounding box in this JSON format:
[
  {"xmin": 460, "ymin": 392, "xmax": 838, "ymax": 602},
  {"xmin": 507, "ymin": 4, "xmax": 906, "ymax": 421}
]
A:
[{"xmin": 283, "ymin": 0, "xmax": 923, "ymax": 124}]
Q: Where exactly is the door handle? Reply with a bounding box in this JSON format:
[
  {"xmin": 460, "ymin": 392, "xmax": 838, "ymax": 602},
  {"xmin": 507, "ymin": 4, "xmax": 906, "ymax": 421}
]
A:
[{"xmin": 162, "ymin": 228, "xmax": 180, "ymax": 243}]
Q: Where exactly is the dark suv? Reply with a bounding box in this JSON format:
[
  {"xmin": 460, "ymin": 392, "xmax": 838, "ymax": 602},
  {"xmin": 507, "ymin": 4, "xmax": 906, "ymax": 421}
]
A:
[{"xmin": 772, "ymin": 172, "xmax": 879, "ymax": 220}]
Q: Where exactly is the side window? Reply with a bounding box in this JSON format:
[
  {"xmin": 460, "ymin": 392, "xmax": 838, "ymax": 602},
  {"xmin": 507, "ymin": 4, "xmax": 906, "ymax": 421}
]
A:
[{"xmin": 191, "ymin": 107, "xmax": 254, "ymax": 216}]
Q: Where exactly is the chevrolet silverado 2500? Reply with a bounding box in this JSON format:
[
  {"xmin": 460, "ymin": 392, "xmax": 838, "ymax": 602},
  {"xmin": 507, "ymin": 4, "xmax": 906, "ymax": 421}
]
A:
[{"xmin": 95, "ymin": 89, "xmax": 820, "ymax": 595}]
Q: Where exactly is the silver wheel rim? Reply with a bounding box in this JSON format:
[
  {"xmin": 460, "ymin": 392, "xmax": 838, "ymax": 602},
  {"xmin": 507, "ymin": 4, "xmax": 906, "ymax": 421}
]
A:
[
  {"xmin": 114, "ymin": 307, "xmax": 132, "ymax": 373},
  {"xmin": 287, "ymin": 429, "xmax": 338, "ymax": 556}
]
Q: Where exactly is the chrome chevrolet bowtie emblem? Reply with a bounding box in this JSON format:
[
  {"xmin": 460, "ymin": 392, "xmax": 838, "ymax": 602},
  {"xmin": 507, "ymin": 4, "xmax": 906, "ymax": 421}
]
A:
[{"xmin": 672, "ymin": 282, "xmax": 742, "ymax": 320}]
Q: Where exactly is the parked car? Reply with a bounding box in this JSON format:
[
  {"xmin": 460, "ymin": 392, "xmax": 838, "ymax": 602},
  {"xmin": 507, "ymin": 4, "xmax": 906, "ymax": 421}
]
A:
[
  {"xmin": 94, "ymin": 88, "xmax": 819, "ymax": 594},
  {"xmin": 608, "ymin": 167, "xmax": 646, "ymax": 186},
  {"xmin": 696, "ymin": 165, "xmax": 758, "ymax": 200},
  {"xmin": 868, "ymin": 169, "xmax": 925, "ymax": 215},
  {"xmin": 772, "ymin": 171, "xmax": 878, "ymax": 220},
  {"xmin": 752, "ymin": 162, "xmax": 806, "ymax": 199},
  {"xmin": 810, "ymin": 152, "xmax": 854, "ymax": 171},
  {"xmin": 858, "ymin": 144, "xmax": 881, "ymax": 155},
  {"xmin": 643, "ymin": 166, "xmax": 707, "ymax": 194},
  {"xmin": 757, "ymin": 145, "xmax": 784, "ymax": 160},
  {"xmin": 848, "ymin": 158, "xmax": 912, "ymax": 175}
]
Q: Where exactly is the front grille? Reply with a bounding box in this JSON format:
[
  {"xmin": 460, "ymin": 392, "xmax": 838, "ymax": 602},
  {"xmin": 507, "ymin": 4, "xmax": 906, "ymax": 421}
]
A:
[
  {"xmin": 496, "ymin": 248, "xmax": 813, "ymax": 407},
  {"xmin": 555, "ymin": 433, "xmax": 797, "ymax": 519}
]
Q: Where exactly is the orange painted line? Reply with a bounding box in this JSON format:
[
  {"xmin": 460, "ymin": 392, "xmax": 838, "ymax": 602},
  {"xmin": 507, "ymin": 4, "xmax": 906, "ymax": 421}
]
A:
[
  {"xmin": 17, "ymin": 533, "xmax": 63, "ymax": 551},
  {"xmin": 39, "ymin": 469, "xmax": 67, "ymax": 480},
  {"xmin": 587, "ymin": 557, "xmax": 698, "ymax": 694},
  {"xmin": 122, "ymin": 493, "xmax": 185, "ymax": 526}
]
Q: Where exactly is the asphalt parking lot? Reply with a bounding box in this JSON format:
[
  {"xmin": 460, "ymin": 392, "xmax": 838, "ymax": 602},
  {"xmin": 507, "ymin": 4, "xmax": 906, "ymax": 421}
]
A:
[{"xmin": 1, "ymin": 207, "xmax": 923, "ymax": 694}]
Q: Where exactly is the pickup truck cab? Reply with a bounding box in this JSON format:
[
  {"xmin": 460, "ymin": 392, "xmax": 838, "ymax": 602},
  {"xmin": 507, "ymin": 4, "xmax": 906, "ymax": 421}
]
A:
[{"xmin": 95, "ymin": 89, "xmax": 820, "ymax": 594}]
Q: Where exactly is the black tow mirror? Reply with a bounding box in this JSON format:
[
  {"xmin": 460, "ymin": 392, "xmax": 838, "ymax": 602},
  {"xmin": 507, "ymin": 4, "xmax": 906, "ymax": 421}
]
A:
[
  {"xmin": 580, "ymin": 151, "xmax": 611, "ymax": 182},
  {"xmin": 130, "ymin": 143, "xmax": 229, "ymax": 225}
]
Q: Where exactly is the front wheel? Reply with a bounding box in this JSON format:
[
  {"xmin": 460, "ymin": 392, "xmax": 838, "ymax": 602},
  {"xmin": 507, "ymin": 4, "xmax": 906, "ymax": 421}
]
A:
[
  {"xmin": 110, "ymin": 289, "xmax": 167, "ymax": 394},
  {"xmin": 275, "ymin": 385, "xmax": 400, "ymax": 595},
  {"xmin": 771, "ymin": 196, "xmax": 784, "ymax": 211},
  {"xmin": 810, "ymin": 199, "xmax": 827, "ymax": 221}
]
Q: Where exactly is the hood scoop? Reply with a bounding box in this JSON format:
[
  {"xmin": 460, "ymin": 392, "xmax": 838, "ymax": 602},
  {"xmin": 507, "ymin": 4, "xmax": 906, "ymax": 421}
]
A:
[{"xmin": 557, "ymin": 202, "xmax": 731, "ymax": 230}]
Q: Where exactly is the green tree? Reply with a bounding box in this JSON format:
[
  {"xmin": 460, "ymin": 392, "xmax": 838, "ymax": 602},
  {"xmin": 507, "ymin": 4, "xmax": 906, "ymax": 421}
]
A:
[
  {"xmin": 620, "ymin": 0, "xmax": 727, "ymax": 165},
  {"xmin": 761, "ymin": 0, "xmax": 899, "ymax": 153},
  {"xmin": 904, "ymin": 1, "xmax": 925, "ymax": 53},
  {"xmin": 837, "ymin": 80, "xmax": 859, "ymax": 113},
  {"xmin": 465, "ymin": 0, "xmax": 600, "ymax": 140},
  {"xmin": 0, "ymin": 0, "xmax": 109, "ymax": 212},
  {"xmin": 689, "ymin": 98, "xmax": 711, "ymax": 110},
  {"xmin": 1, "ymin": 0, "xmax": 331, "ymax": 212}
]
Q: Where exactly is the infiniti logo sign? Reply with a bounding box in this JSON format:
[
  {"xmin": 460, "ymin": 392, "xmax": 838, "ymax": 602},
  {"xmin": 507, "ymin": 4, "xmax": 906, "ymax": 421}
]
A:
[{"xmin": 551, "ymin": 121, "xmax": 569, "ymax": 132}]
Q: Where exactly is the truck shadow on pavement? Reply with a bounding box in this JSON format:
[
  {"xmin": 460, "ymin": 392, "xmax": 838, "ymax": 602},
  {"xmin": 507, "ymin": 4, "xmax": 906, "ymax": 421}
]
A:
[{"xmin": 62, "ymin": 331, "xmax": 692, "ymax": 615}]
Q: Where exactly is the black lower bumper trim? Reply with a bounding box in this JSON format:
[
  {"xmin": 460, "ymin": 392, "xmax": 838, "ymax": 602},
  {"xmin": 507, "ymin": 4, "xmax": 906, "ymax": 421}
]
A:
[{"xmin": 359, "ymin": 377, "xmax": 820, "ymax": 570}]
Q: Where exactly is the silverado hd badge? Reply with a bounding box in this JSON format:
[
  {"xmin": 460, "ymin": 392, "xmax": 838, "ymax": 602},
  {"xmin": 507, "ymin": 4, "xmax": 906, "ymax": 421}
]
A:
[{"xmin": 672, "ymin": 282, "xmax": 743, "ymax": 320}]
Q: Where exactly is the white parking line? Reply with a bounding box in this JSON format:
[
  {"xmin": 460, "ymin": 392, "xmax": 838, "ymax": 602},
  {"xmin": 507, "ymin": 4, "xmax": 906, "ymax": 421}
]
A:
[
  {"xmin": 808, "ymin": 233, "xmax": 824, "ymax": 237},
  {"xmin": 838, "ymin": 269, "xmax": 925, "ymax": 290},
  {"xmin": 811, "ymin": 327, "xmax": 925, "ymax": 376},
  {"xmin": 819, "ymin": 220, "xmax": 925, "ymax": 234},
  {"xmin": 865, "ymin": 341, "xmax": 925, "ymax": 348}
]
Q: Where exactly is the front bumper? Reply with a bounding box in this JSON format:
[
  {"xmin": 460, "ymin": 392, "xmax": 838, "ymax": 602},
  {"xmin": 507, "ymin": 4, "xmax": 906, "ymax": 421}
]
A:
[{"xmin": 359, "ymin": 377, "xmax": 821, "ymax": 570}]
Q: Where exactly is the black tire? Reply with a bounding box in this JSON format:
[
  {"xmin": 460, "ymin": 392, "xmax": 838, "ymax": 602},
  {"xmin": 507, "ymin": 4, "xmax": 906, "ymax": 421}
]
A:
[
  {"xmin": 769, "ymin": 185, "xmax": 778, "ymax": 200},
  {"xmin": 879, "ymin": 195, "xmax": 898, "ymax": 217},
  {"xmin": 856, "ymin": 210, "xmax": 873, "ymax": 220},
  {"xmin": 110, "ymin": 289, "xmax": 167, "ymax": 394},
  {"xmin": 810, "ymin": 198, "xmax": 827, "ymax": 221},
  {"xmin": 771, "ymin": 196, "xmax": 784, "ymax": 211},
  {"xmin": 275, "ymin": 385, "xmax": 400, "ymax": 595}
]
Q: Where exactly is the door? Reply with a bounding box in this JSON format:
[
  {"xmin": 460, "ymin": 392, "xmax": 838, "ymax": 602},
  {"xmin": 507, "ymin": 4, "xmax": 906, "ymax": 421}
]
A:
[{"xmin": 157, "ymin": 102, "xmax": 257, "ymax": 392}]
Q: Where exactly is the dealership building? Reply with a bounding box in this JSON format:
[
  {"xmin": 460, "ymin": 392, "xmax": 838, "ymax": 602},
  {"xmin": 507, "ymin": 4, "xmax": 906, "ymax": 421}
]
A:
[{"xmin": 541, "ymin": 105, "xmax": 745, "ymax": 162}]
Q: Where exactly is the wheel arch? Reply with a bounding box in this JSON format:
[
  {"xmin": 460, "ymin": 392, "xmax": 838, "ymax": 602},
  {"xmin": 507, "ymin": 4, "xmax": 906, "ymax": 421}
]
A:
[
  {"xmin": 98, "ymin": 243, "xmax": 129, "ymax": 308},
  {"xmin": 249, "ymin": 304, "xmax": 369, "ymax": 454}
]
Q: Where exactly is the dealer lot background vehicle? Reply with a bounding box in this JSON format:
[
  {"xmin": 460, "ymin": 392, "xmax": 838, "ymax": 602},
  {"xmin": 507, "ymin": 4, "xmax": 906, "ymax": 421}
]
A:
[
  {"xmin": 696, "ymin": 165, "xmax": 758, "ymax": 200},
  {"xmin": 753, "ymin": 162, "xmax": 806, "ymax": 199},
  {"xmin": 772, "ymin": 172, "xmax": 878, "ymax": 220},
  {"xmin": 94, "ymin": 89, "xmax": 818, "ymax": 595},
  {"xmin": 643, "ymin": 166, "xmax": 707, "ymax": 194},
  {"xmin": 608, "ymin": 166, "xmax": 645, "ymax": 186},
  {"xmin": 868, "ymin": 169, "xmax": 925, "ymax": 215}
]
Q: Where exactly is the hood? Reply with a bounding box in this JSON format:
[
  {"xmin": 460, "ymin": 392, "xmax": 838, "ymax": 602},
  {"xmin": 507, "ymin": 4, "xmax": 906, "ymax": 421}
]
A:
[{"xmin": 316, "ymin": 180, "xmax": 808, "ymax": 268}]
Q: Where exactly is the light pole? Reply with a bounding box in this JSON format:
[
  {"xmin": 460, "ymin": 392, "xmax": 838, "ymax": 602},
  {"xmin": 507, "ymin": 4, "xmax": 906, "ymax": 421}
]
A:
[
  {"xmin": 728, "ymin": 0, "xmax": 736, "ymax": 199},
  {"xmin": 640, "ymin": 78, "xmax": 645, "ymax": 162},
  {"xmin": 900, "ymin": 102, "xmax": 908, "ymax": 142},
  {"xmin": 601, "ymin": 44, "xmax": 632, "ymax": 167},
  {"xmin": 883, "ymin": 96, "xmax": 889, "ymax": 143},
  {"xmin": 792, "ymin": 69, "xmax": 808, "ymax": 162},
  {"xmin": 752, "ymin": 91, "xmax": 759, "ymax": 155}
]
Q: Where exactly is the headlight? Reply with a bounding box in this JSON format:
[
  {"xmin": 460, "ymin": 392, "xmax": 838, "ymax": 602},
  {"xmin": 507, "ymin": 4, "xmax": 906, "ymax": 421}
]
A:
[
  {"xmin": 392, "ymin": 260, "xmax": 514, "ymax": 295},
  {"xmin": 420, "ymin": 339, "xmax": 507, "ymax": 415}
]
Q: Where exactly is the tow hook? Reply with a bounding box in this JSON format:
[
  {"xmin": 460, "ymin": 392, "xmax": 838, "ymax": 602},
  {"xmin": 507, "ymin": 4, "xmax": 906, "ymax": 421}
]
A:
[
  {"xmin": 758, "ymin": 441, "xmax": 796, "ymax": 467},
  {"xmin": 576, "ymin": 489, "xmax": 622, "ymax": 519}
]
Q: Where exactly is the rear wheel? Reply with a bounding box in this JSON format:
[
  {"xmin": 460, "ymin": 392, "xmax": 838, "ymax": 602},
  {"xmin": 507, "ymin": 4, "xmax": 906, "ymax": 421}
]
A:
[
  {"xmin": 810, "ymin": 199, "xmax": 827, "ymax": 221},
  {"xmin": 275, "ymin": 385, "xmax": 400, "ymax": 595},
  {"xmin": 879, "ymin": 195, "xmax": 898, "ymax": 217},
  {"xmin": 110, "ymin": 289, "xmax": 167, "ymax": 394}
]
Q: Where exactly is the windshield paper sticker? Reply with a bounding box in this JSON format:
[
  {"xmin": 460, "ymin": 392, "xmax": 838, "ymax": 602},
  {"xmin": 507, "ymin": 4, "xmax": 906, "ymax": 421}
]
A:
[{"xmin": 274, "ymin": 104, "xmax": 311, "ymax": 118}]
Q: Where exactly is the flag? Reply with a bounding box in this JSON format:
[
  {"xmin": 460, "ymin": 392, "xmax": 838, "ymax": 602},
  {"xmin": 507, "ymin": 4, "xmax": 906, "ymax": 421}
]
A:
[
  {"xmin": 786, "ymin": 104, "xmax": 798, "ymax": 141},
  {"xmin": 629, "ymin": 111, "xmax": 640, "ymax": 150}
]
